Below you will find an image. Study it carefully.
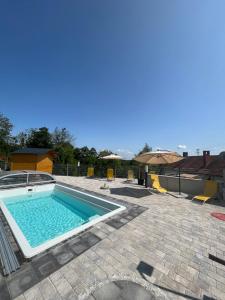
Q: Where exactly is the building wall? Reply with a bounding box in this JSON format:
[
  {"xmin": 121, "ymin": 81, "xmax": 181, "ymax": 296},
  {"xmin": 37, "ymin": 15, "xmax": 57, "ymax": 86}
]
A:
[
  {"xmin": 37, "ymin": 155, "xmax": 53, "ymax": 173},
  {"xmin": 11, "ymin": 154, "xmax": 53, "ymax": 173},
  {"xmin": 150, "ymin": 175, "xmax": 205, "ymax": 195},
  {"xmin": 11, "ymin": 154, "xmax": 37, "ymax": 171}
]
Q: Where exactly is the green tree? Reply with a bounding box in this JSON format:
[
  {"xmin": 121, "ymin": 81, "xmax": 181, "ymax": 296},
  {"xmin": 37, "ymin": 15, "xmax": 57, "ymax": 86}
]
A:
[
  {"xmin": 73, "ymin": 146, "xmax": 98, "ymax": 165},
  {"xmin": 26, "ymin": 127, "xmax": 53, "ymax": 148},
  {"xmin": 73, "ymin": 147, "xmax": 81, "ymax": 161},
  {"xmin": 16, "ymin": 131, "xmax": 28, "ymax": 147},
  {"xmin": 98, "ymin": 149, "xmax": 112, "ymax": 158},
  {"xmin": 0, "ymin": 113, "xmax": 13, "ymax": 159},
  {"xmin": 96, "ymin": 149, "xmax": 113, "ymax": 171},
  {"xmin": 54, "ymin": 143, "xmax": 74, "ymax": 164},
  {"xmin": 74, "ymin": 146, "xmax": 89, "ymax": 163},
  {"xmin": 87, "ymin": 147, "xmax": 98, "ymax": 165},
  {"xmin": 137, "ymin": 143, "xmax": 152, "ymax": 156},
  {"xmin": 51, "ymin": 127, "xmax": 75, "ymax": 164},
  {"xmin": 52, "ymin": 127, "xmax": 74, "ymax": 146}
]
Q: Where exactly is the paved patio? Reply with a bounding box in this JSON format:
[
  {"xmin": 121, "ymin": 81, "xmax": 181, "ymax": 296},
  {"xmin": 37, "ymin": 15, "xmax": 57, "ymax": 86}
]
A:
[{"xmin": 7, "ymin": 176, "xmax": 225, "ymax": 299}]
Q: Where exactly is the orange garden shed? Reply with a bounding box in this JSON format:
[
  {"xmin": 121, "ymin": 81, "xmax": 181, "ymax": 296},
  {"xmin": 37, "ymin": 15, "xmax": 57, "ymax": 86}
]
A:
[{"xmin": 10, "ymin": 148, "xmax": 55, "ymax": 174}]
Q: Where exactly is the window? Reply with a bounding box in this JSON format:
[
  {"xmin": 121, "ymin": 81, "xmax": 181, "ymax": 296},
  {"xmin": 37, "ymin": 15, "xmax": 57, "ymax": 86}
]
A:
[
  {"xmin": 0, "ymin": 174, "xmax": 27, "ymax": 186},
  {"xmin": 28, "ymin": 173, "xmax": 54, "ymax": 184},
  {"xmin": 0, "ymin": 172, "xmax": 55, "ymax": 188}
]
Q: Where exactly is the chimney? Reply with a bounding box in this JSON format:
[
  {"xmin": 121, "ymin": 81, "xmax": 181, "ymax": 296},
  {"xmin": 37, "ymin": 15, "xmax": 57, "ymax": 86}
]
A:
[
  {"xmin": 203, "ymin": 150, "xmax": 210, "ymax": 167},
  {"xmin": 183, "ymin": 152, "xmax": 188, "ymax": 157}
]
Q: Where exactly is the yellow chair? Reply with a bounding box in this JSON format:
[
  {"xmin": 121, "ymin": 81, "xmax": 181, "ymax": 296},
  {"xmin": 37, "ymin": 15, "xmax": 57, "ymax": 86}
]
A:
[
  {"xmin": 107, "ymin": 168, "xmax": 114, "ymax": 181},
  {"xmin": 87, "ymin": 167, "xmax": 94, "ymax": 177},
  {"xmin": 193, "ymin": 180, "xmax": 217, "ymax": 203},
  {"xmin": 127, "ymin": 170, "xmax": 134, "ymax": 181},
  {"xmin": 150, "ymin": 174, "xmax": 167, "ymax": 193}
]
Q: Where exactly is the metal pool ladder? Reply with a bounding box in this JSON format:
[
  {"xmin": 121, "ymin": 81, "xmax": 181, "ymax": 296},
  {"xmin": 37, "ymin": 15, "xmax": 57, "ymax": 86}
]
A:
[{"xmin": 0, "ymin": 219, "xmax": 20, "ymax": 275}]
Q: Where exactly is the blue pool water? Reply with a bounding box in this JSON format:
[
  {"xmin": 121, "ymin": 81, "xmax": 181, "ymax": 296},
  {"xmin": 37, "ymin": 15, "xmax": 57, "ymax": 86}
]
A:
[{"xmin": 4, "ymin": 189, "xmax": 110, "ymax": 247}]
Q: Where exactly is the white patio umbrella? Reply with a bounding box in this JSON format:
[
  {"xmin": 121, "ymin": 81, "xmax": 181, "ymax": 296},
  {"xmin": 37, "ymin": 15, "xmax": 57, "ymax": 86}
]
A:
[
  {"xmin": 100, "ymin": 154, "xmax": 123, "ymax": 178},
  {"xmin": 101, "ymin": 154, "xmax": 123, "ymax": 160}
]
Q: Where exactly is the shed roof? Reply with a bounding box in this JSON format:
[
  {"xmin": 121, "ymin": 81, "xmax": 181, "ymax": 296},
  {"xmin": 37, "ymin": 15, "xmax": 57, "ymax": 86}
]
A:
[{"xmin": 12, "ymin": 148, "xmax": 53, "ymax": 155}]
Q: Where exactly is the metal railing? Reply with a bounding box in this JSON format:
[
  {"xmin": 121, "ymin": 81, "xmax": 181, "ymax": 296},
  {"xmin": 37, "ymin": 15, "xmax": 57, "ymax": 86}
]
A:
[{"xmin": 53, "ymin": 163, "xmax": 142, "ymax": 178}]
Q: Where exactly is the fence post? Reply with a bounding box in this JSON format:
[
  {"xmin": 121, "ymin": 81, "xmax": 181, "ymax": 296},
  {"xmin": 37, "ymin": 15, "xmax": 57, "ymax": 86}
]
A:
[
  {"xmin": 77, "ymin": 161, "xmax": 80, "ymax": 176},
  {"xmin": 66, "ymin": 164, "xmax": 69, "ymax": 176}
]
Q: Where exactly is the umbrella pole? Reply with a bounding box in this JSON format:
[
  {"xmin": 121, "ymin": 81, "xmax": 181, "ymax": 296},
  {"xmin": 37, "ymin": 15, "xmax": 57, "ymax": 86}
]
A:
[
  {"xmin": 145, "ymin": 165, "xmax": 149, "ymax": 188},
  {"xmin": 178, "ymin": 167, "xmax": 181, "ymax": 195}
]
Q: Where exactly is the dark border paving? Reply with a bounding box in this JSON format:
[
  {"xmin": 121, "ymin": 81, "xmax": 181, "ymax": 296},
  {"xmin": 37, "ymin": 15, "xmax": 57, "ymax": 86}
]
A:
[
  {"xmin": 5, "ymin": 231, "xmax": 101, "ymax": 299},
  {"xmin": 0, "ymin": 182, "xmax": 148, "ymax": 299},
  {"xmin": 0, "ymin": 279, "xmax": 11, "ymax": 300},
  {"xmin": 105, "ymin": 206, "xmax": 148, "ymax": 229}
]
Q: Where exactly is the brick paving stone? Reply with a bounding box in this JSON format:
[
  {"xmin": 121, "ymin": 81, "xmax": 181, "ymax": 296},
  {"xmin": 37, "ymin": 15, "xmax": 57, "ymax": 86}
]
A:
[
  {"xmin": 155, "ymin": 263, "xmax": 170, "ymax": 276},
  {"xmin": 195, "ymin": 278, "xmax": 211, "ymax": 292},
  {"xmin": 187, "ymin": 266, "xmax": 199, "ymax": 280},
  {"xmin": 50, "ymin": 270, "xmax": 77, "ymax": 299},
  {"xmin": 202, "ymin": 271, "xmax": 214, "ymax": 285},
  {"xmin": 216, "ymin": 267, "xmax": 225, "ymax": 277},
  {"xmin": 187, "ymin": 280, "xmax": 202, "ymax": 296},
  {"xmin": 12, "ymin": 176, "xmax": 225, "ymax": 300},
  {"xmin": 7, "ymin": 265, "xmax": 39, "ymax": 299},
  {"xmin": 216, "ymin": 281, "xmax": 225, "ymax": 293},
  {"xmin": 24, "ymin": 285, "xmax": 44, "ymax": 300},
  {"xmin": 211, "ymin": 286, "xmax": 225, "ymax": 300},
  {"xmin": 92, "ymin": 281, "xmax": 122, "ymax": 300},
  {"xmin": 39, "ymin": 278, "xmax": 61, "ymax": 300},
  {"xmin": 90, "ymin": 228, "xmax": 108, "ymax": 239},
  {"xmin": 73, "ymin": 282, "xmax": 87, "ymax": 299},
  {"xmin": 58, "ymin": 266, "xmax": 79, "ymax": 289},
  {"xmin": 207, "ymin": 269, "xmax": 225, "ymax": 285},
  {"xmin": 32, "ymin": 254, "xmax": 59, "ymax": 280},
  {"xmin": 0, "ymin": 279, "xmax": 10, "ymax": 300},
  {"xmin": 14, "ymin": 296, "xmax": 26, "ymax": 300},
  {"xmin": 174, "ymin": 275, "xmax": 190, "ymax": 289},
  {"xmin": 157, "ymin": 274, "xmax": 186, "ymax": 295}
]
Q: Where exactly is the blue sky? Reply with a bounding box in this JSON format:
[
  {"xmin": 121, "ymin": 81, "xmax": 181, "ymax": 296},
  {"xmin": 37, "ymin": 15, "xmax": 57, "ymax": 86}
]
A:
[{"xmin": 1, "ymin": 1, "xmax": 225, "ymax": 159}]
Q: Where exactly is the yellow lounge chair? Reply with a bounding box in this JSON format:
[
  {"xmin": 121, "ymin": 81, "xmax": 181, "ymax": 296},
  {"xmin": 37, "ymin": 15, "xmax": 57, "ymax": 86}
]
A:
[
  {"xmin": 193, "ymin": 180, "xmax": 217, "ymax": 203},
  {"xmin": 107, "ymin": 168, "xmax": 114, "ymax": 181},
  {"xmin": 87, "ymin": 167, "xmax": 94, "ymax": 177},
  {"xmin": 150, "ymin": 174, "xmax": 167, "ymax": 193},
  {"xmin": 127, "ymin": 170, "xmax": 134, "ymax": 181}
]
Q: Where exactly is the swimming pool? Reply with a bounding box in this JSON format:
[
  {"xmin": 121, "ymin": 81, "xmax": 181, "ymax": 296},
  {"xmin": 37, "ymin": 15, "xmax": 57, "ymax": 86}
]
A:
[{"xmin": 0, "ymin": 184, "xmax": 125, "ymax": 258}]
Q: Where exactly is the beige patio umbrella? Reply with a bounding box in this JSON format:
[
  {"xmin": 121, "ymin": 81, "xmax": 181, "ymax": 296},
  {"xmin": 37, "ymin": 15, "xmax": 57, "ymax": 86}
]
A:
[
  {"xmin": 100, "ymin": 154, "xmax": 123, "ymax": 178},
  {"xmin": 134, "ymin": 150, "xmax": 182, "ymax": 165},
  {"xmin": 134, "ymin": 150, "xmax": 184, "ymax": 192}
]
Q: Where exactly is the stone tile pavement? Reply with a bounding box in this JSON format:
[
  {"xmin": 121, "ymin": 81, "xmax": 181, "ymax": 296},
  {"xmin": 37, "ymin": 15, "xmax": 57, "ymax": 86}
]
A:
[
  {"xmin": 9, "ymin": 176, "xmax": 225, "ymax": 299},
  {"xmin": 86, "ymin": 280, "xmax": 156, "ymax": 299}
]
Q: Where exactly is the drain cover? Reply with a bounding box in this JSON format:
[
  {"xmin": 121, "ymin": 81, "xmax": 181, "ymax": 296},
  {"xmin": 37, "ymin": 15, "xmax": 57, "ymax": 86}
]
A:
[
  {"xmin": 86, "ymin": 280, "xmax": 155, "ymax": 300},
  {"xmin": 211, "ymin": 212, "xmax": 225, "ymax": 221}
]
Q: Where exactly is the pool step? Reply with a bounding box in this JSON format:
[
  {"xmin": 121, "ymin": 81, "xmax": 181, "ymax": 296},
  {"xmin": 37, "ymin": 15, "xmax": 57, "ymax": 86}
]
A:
[{"xmin": 0, "ymin": 219, "xmax": 20, "ymax": 276}]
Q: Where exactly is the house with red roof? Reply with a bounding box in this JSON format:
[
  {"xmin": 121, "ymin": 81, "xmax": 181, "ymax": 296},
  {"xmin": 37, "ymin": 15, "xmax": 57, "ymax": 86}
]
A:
[{"xmin": 172, "ymin": 151, "xmax": 225, "ymax": 178}]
